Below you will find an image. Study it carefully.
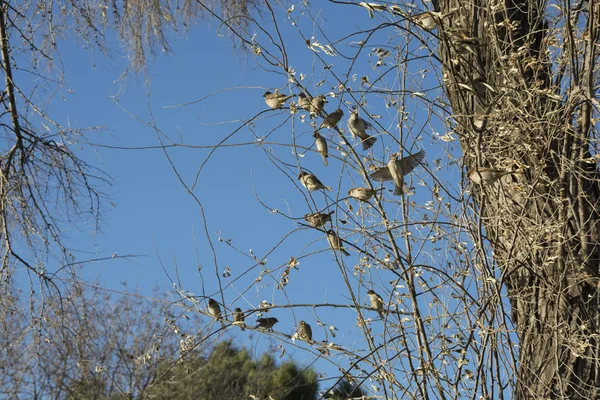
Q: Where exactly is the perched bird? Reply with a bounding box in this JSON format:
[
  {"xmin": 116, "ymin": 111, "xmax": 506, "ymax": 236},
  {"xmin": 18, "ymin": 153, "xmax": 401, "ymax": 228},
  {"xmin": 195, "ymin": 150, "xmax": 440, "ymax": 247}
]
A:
[
  {"xmin": 298, "ymin": 93, "xmax": 311, "ymax": 110},
  {"xmin": 367, "ymin": 289, "xmax": 386, "ymax": 320},
  {"xmin": 207, "ymin": 298, "xmax": 226, "ymax": 328},
  {"xmin": 304, "ymin": 211, "xmax": 334, "ymax": 228},
  {"xmin": 327, "ymin": 229, "xmax": 350, "ymax": 256},
  {"xmin": 298, "ymin": 171, "xmax": 332, "ymax": 192},
  {"xmin": 411, "ymin": 11, "xmax": 439, "ymax": 30},
  {"xmin": 369, "ymin": 150, "xmax": 425, "ymax": 195},
  {"xmin": 320, "ymin": 109, "xmax": 344, "ymax": 128},
  {"xmin": 313, "ymin": 132, "xmax": 329, "ymax": 166},
  {"xmin": 263, "ymin": 91, "xmax": 292, "ymax": 109},
  {"xmin": 447, "ymin": 30, "xmax": 483, "ymax": 55},
  {"xmin": 255, "ymin": 317, "xmax": 279, "ymax": 331},
  {"xmin": 233, "ymin": 307, "xmax": 246, "ymax": 331},
  {"xmin": 310, "ymin": 95, "xmax": 327, "ymax": 117},
  {"xmin": 467, "ymin": 167, "xmax": 514, "ymax": 185},
  {"xmin": 347, "ymin": 110, "xmax": 377, "ymax": 150},
  {"xmin": 298, "ymin": 320, "xmax": 313, "ymax": 342},
  {"xmin": 348, "ymin": 187, "xmax": 378, "ymax": 201}
]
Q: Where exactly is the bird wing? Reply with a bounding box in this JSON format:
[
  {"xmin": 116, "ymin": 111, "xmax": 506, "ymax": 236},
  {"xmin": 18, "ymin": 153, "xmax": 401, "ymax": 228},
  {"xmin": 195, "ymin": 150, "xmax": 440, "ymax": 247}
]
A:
[
  {"xmin": 370, "ymin": 167, "xmax": 393, "ymax": 181},
  {"xmin": 360, "ymin": 116, "xmax": 372, "ymax": 129},
  {"xmin": 397, "ymin": 149, "xmax": 425, "ymax": 176},
  {"xmin": 311, "ymin": 175, "xmax": 326, "ymax": 186}
]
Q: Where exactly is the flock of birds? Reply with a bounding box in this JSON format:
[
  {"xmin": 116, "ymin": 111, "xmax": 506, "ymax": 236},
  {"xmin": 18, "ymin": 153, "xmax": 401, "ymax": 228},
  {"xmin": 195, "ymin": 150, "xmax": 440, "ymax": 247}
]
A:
[
  {"xmin": 206, "ymin": 290, "xmax": 385, "ymax": 344},
  {"xmin": 207, "ymin": 79, "xmax": 521, "ymax": 346},
  {"xmin": 204, "ymin": 70, "xmax": 518, "ymax": 341},
  {"xmin": 265, "ymin": 89, "xmax": 427, "ymax": 261},
  {"xmin": 200, "ymin": 8, "xmax": 531, "ymax": 347},
  {"xmin": 201, "ymin": 89, "xmax": 430, "ymax": 343}
]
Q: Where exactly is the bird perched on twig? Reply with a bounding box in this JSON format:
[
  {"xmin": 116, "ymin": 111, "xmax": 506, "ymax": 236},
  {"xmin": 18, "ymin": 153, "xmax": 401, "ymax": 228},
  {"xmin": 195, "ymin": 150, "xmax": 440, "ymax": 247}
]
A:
[
  {"xmin": 304, "ymin": 211, "xmax": 334, "ymax": 228},
  {"xmin": 298, "ymin": 171, "xmax": 332, "ymax": 192},
  {"xmin": 367, "ymin": 289, "xmax": 386, "ymax": 320},
  {"xmin": 467, "ymin": 167, "xmax": 515, "ymax": 185},
  {"xmin": 411, "ymin": 11, "xmax": 439, "ymax": 30},
  {"xmin": 348, "ymin": 187, "xmax": 378, "ymax": 201},
  {"xmin": 207, "ymin": 298, "xmax": 226, "ymax": 328},
  {"xmin": 327, "ymin": 230, "xmax": 350, "ymax": 256},
  {"xmin": 370, "ymin": 150, "xmax": 425, "ymax": 195},
  {"xmin": 263, "ymin": 91, "xmax": 293, "ymax": 109},
  {"xmin": 233, "ymin": 308, "xmax": 246, "ymax": 331},
  {"xmin": 255, "ymin": 317, "xmax": 279, "ymax": 331},
  {"xmin": 310, "ymin": 95, "xmax": 327, "ymax": 117},
  {"xmin": 319, "ymin": 109, "xmax": 344, "ymax": 128},
  {"xmin": 347, "ymin": 109, "xmax": 377, "ymax": 150},
  {"xmin": 313, "ymin": 132, "xmax": 329, "ymax": 166},
  {"xmin": 447, "ymin": 30, "xmax": 483, "ymax": 55},
  {"xmin": 298, "ymin": 93, "xmax": 311, "ymax": 111},
  {"xmin": 297, "ymin": 320, "xmax": 313, "ymax": 342}
]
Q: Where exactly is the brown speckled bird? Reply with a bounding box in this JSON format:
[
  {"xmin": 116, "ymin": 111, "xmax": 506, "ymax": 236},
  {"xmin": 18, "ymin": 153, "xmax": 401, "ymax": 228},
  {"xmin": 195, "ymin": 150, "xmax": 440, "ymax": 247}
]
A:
[
  {"xmin": 208, "ymin": 298, "xmax": 226, "ymax": 328},
  {"xmin": 467, "ymin": 167, "xmax": 514, "ymax": 185},
  {"xmin": 411, "ymin": 11, "xmax": 439, "ymax": 30},
  {"xmin": 298, "ymin": 171, "xmax": 332, "ymax": 192},
  {"xmin": 320, "ymin": 109, "xmax": 344, "ymax": 128},
  {"xmin": 348, "ymin": 187, "xmax": 378, "ymax": 201},
  {"xmin": 304, "ymin": 211, "xmax": 334, "ymax": 228},
  {"xmin": 255, "ymin": 317, "xmax": 279, "ymax": 331},
  {"xmin": 347, "ymin": 110, "xmax": 377, "ymax": 150},
  {"xmin": 367, "ymin": 290, "xmax": 385, "ymax": 320},
  {"xmin": 370, "ymin": 150, "xmax": 425, "ymax": 195},
  {"xmin": 310, "ymin": 95, "xmax": 327, "ymax": 117},
  {"xmin": 298, "ymin": 320, "xmax": 313, "ymax": 342},
  {"xmin": 298, "ymin": 93, "xmax": 311, "ymax": 110},
  {"xmin": 313, "ymin": 132, "xmax": 329, "ymax": 167},
  {"xmin": 327, "ymin": 230, "xmax": 350, "ymax": 256},
  {"xmin": 233, "ymin": 307, "xmax": 246, "ymax": 331},
  {"xmin": 263, "ymin": 91, "xmax": 292, "ymax": 109},
  {"xmin": 447, "ymin": 30, "xmax": 483, "ymax": 55}
]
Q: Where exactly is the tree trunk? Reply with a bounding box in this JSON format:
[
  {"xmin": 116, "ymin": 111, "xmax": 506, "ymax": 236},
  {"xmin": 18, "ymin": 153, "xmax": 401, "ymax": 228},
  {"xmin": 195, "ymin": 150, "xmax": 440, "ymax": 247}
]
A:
[{"xmin": 438, "ymin": 0, "xmax": 600, "ymax": 397}]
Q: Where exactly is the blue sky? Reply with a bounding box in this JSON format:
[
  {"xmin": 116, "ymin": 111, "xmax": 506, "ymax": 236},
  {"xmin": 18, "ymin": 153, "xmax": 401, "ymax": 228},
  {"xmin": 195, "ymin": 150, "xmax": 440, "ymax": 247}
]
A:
[{"xmin": 25, "ymin": 1, "xmax": 506, "ymax": 396}]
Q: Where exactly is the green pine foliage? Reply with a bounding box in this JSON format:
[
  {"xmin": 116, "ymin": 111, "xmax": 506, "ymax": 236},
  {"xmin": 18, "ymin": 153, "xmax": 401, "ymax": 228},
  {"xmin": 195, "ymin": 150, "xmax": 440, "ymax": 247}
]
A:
[
  {"xmin": 150, "ymin": 341, "xmax": 318, "ymax": 400},
  {"xmin": 325, "ymin": 379, "xmax": 366, "ymax": 400}
]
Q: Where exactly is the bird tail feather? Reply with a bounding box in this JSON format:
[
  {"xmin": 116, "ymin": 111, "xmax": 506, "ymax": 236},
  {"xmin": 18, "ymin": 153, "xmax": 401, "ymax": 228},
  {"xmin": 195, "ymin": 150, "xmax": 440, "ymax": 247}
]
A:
[{"xmin": 361, "ymin": 136, "xmax": 377, "ymax": 150}]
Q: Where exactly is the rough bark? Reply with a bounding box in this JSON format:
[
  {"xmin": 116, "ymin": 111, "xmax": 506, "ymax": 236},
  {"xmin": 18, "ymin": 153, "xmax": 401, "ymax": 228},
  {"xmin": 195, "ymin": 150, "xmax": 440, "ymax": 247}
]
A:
[{"xmin": 438, "ymin": 0, "xmax": 600, "ymax": 397}]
